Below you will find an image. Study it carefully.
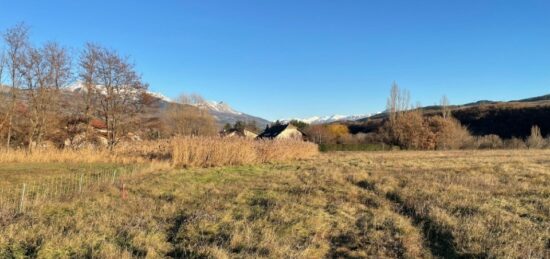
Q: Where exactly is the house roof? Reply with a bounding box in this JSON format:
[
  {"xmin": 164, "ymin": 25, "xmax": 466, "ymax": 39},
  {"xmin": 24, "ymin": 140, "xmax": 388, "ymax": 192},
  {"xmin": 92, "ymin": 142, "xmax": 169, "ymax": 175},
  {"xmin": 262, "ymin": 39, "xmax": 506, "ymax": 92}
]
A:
[
  {"xmin": 222, "ymin": 128, "xmax": 258, "ymax": 137},
  {"xmin": 257, "ymin": 124, "xmax": 298, "ymax": 138}
]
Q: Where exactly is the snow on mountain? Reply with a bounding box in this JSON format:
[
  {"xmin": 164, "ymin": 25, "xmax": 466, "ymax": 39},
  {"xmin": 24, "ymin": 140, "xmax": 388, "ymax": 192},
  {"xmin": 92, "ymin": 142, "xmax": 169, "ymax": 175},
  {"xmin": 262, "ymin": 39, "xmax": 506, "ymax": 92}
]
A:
[
  {"xmin": 193, "ymin": 100, "xmax": 270, "ymax": 127},
  {"xmin": 66, "ymin": 81, "xmax": 172, "ymax": 102},
  {"xmin": 282, "ymin": 114, "xmax": 375, "ymax": 124},
  {"xmin": 195, "ymin": 101, "xmax": 242, "ymax": 115},
  {"xmin": 146, "ymin": 92, "xmax": 172, "ymax": 102},
  {"xmin": 65, "ymin": 81, "xmax": 270, "ymax": 127}
]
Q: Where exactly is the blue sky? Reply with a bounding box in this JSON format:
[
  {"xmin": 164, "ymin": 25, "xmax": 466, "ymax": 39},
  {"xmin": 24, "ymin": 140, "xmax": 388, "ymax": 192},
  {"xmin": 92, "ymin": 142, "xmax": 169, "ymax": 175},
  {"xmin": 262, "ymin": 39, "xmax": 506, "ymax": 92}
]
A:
[{"xmin": 1, "ymin": 0, "xmax": 549, "ymax": 120}]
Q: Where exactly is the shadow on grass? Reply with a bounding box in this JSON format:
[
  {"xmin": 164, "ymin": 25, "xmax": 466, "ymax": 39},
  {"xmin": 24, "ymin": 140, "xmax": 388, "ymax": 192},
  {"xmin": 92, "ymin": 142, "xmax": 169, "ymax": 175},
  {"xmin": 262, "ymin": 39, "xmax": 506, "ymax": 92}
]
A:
[
  {"xmin": 166, "ymin": 213, "xmax": 208, "ymax": 259},
  {"xmin": 385, "ymin": 192, "xmax": 487, "ymax": 259}
]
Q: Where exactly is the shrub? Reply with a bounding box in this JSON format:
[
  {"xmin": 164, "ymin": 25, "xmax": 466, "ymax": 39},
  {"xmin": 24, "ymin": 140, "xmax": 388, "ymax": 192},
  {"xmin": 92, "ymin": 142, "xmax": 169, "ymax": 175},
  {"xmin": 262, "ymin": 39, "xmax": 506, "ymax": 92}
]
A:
[
  {"xmin": 503, "ymin": 137, "xmax": 527, "ymax": 149},
  {"xmin": 304, "ymin": 125, "xmax": 335, "ymax": 144},
  {"xmin": 161, "ymin": 101, "xmax": 218, "ymax": 137},
  {"xmin": 427, "ymin": 116, "xmax": 472, "ymax": 150},
  {"xmin": 526, "ymin": 125, "xmax": 544, "ymax": 149},
  {"xmin": 327, "ymin": 124, "xmax": 350, "ymax": 144},
  {"xmin": 475, "ymin": 135, "xmax": 503, "ymax": 149},
  {"xmin": 380, "ymin": 112, "xmax": 473, "ymax": 150},
  {"xmin": 382, "ymin": 111, "xmax": 435, "ymax": 150}
]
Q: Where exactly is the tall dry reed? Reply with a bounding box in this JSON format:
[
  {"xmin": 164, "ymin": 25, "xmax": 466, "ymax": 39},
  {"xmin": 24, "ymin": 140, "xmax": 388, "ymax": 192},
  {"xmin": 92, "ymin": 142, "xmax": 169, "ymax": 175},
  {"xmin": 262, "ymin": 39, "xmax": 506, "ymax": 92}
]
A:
[
  {"xmin": 171, "ymin": 136, "xmax": 318, "ymax": 168},
  {"xmin": 0, "ymin": 137, "xmax": 318, "ymax": 168},
  {"xmin": 0, "ymin": 140, "xmax": 171, "ymax": 164}
]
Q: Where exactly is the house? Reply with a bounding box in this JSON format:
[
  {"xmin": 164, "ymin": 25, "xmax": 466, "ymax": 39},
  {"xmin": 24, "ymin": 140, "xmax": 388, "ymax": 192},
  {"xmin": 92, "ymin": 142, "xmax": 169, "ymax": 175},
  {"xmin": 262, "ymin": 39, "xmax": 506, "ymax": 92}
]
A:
[
  {"xmin": 222, "ymin": 129, "xmax": 258, "ymax": 139},
  {"xmin": 257, "ymin": 124, "xmax": 304, "ymax": 140}
]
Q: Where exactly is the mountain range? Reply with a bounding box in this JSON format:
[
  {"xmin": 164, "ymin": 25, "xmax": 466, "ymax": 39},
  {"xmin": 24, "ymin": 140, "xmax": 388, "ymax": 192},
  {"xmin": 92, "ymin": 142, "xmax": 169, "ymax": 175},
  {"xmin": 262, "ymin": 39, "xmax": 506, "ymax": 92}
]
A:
[
  {"xmin": 195, "ymin": 101, "xmax": 270, "ymax": 128},
  {"xmin": 66, "ymin": 82, "xmax": 271, "ymax": 128},
  {"xmin": 281, "ymin": 114, "xmax": 377, "ymax": 125}
]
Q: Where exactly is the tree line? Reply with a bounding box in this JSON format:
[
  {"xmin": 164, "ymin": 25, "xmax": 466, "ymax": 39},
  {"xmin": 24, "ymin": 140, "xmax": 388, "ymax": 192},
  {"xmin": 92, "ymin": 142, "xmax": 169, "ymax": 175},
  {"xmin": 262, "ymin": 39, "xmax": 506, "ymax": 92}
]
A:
[
  {"xmin": 0, "ymin": 23, "xmax": 219, "ymax": 151},
  {"xmin": 298, "ymin": 82, "xmax": 549, "ymax": 150}
]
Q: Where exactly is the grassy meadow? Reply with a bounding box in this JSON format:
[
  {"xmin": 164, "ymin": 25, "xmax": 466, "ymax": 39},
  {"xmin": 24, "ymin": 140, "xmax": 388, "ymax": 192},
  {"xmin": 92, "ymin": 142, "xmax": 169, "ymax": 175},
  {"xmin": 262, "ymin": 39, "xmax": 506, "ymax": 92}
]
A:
[{"xmin": 0, "ymin": 149, "xmax": 549, "ymax": 258}]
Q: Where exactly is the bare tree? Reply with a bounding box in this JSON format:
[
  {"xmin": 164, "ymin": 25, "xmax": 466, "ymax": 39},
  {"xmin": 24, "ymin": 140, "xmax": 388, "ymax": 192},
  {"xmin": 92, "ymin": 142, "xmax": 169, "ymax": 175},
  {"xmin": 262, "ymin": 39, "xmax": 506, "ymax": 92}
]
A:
[
  {"xmin": 79, "ymin": 43, "xmax": 101, "ymax": 129},
  {"xmin": 0, "ymin": 50, "xmax": 6, "ymax": 143},
  {"xmin": 440, "ymin": 95, "xmax": 450, "ymax": 119},
  {"xmin": 0, "ymin": 50, "xmax": 5, "ymax": 84},
  {"xmin": 39, "ymin": 43, "xmax": 71, "ymax": 146},
  {"xmin": 2, "ymin": 23, "xmax": 29, "ymax": 148},
  {"xmin": 79, "ymin": 45, "xmax": 147, "ymax": 149},
  {"xmin": 303, "ymin": 125, "xmax": 334, "ymax": 144},
  {"xmin": 43, "ymin": 42, "xmax": 71, "ymax": 90},
  {"xmin": 16, "ymin": 41, "xmax": 71, "ymax": 151},
  {"xmin": 19, "ymin": 46, "xmax": 45, "ymax": 150},
  {"xmin": 162, "ymin": 94, "xmax": 217, "ymax": 136},
  {"xmin": 386, "ymin": 81, "xmax": 410, "ymax": 123},
  {"xmin": 178, "ymin": 93, "xmax": 201, "ymax": 106}
]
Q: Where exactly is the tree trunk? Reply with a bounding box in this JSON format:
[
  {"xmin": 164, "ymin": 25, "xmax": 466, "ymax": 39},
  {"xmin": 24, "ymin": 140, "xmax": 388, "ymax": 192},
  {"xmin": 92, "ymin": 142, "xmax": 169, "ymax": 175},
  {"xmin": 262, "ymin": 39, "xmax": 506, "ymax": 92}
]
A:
[{"xmin": 6, "ymin": 118, "xmax": 12, "ymax": 149}]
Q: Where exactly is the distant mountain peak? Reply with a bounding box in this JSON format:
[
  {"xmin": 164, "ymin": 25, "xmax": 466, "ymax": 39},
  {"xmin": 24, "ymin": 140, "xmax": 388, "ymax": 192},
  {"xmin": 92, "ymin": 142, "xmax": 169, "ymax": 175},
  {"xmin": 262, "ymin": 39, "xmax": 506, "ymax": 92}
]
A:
[
  {"xmin": 195, "ymin": 100, "xmax": 242, "ymax": 115},
  {"xmin": 281, "ymin": 113, "xmax": 376, "ymax": 124},
  {"xmin": 66, "ymin": 81, "xmax": 173, "ymax": 102}
]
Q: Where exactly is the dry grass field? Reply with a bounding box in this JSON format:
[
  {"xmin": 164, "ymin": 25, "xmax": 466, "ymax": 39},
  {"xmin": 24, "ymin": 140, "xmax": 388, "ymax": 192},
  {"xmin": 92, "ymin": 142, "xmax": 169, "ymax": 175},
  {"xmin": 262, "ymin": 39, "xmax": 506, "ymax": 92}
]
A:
[{"xmin": 0, "ymin": 150, "xmax": 549, "ymax": 258}]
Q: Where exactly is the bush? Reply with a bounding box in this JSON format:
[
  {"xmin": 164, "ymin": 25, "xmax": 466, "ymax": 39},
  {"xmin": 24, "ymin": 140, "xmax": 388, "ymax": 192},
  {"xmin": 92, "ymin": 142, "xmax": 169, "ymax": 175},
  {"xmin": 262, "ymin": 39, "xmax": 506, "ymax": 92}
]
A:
[
  {"xmin": 503, "ymin": 137, "xmax": 527, "ymax": 149},
  {"xmin": 526, "ymin": 125, "xmax": 545, "ymax": 149},
  {"xmin": 427, "ymin": 116, "xmax": 472, "ymax": 150},
  {"xmin": 380, "ymin": 112, "xmax": 472, "ymax": 150},
  {"xmin": 475, "ymin": 135, "xmax": 503, "ymax": 149},
  {"xmin": 326, "ymin": 124, "xmax": 350, "ymax": 144},
  {"xmin": 381, "ymin": 111, "xmax": 435, "ymax": 150}
]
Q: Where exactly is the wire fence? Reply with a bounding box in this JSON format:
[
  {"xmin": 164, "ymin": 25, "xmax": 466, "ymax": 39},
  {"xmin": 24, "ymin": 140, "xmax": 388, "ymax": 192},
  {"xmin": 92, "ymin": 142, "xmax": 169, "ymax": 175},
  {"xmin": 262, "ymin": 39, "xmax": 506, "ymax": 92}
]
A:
[{"xmin": 0, "ymin": 167, "xmax": 136, "ymax": 217}]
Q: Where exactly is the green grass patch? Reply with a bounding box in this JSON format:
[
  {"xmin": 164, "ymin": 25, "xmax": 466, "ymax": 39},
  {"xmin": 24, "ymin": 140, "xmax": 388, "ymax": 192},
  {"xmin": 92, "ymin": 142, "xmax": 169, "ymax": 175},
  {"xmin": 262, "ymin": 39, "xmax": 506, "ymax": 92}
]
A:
[{"xmin": 319, "ymin": 143, "xmax": 390, "ymax": 152}]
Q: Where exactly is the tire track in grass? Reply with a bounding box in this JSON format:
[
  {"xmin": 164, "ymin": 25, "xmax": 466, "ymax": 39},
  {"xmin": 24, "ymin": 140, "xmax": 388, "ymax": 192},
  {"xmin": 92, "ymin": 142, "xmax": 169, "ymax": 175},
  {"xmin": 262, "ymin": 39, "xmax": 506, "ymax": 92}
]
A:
[
  {"xmin": 327, "ymin": 177, "xmax": 429, "ymax": 258},
  {"xmin": 356, "ymin": 177, "xmax": 486, "ymax": 259}
]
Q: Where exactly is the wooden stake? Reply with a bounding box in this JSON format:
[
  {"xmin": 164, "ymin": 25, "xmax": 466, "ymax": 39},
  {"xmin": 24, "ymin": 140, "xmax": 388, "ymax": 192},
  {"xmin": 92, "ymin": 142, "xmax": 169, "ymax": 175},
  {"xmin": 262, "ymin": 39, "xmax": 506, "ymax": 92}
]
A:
[
  {"xmin": 19, "ymin": 183, "xmax": 26, "ymax": 213},
  {"xmin": 79, "ymin": 174, "xmax": 83, "ymax": 194}
]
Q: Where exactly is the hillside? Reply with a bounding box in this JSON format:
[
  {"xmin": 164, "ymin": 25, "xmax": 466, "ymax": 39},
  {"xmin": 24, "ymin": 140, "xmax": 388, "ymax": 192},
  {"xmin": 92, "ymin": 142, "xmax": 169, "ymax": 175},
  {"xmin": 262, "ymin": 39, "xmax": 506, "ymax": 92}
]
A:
[
  {"xmin": 452, "ymin": 102, "xmax": 550, "ymax": 138},
  {"xmin": 355, "ymin": 94, "xmax": 550, "ymax": 138}
]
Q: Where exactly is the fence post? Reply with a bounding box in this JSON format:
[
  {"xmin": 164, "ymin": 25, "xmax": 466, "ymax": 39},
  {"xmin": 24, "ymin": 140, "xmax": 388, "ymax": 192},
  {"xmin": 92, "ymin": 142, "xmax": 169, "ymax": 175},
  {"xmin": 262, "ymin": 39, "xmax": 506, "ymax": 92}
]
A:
[
  {"xmin": 112, "ymin": 170, "xmax": 117, "ymax": 184},
  {"xmin": 79, "ymin": 174, "xmax": 83, "ymax": 194},
  {"xmin": 19, "ymin": 183, "xmax": 26, "ymax": 213},
  {"xmin": 120, "ymin": 182, "xmax": 127, "ymax": 200},
  {"xmin": 54, "ymin": 178, "xmax": 58, "ymax": 197}
]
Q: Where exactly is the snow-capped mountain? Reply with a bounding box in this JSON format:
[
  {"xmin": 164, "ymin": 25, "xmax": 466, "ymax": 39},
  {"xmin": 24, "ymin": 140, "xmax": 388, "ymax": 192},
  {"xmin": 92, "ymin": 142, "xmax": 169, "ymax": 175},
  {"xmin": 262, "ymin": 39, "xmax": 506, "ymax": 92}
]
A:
[
  {"xmin": 195, "ymin": 101, "xmax": 242, "ymax": 115},
  {"xmin": 65, "ymin": 81, "xmax": 270, "ymax": 127},
  {"xmin": 282, "ymin": 113, "xmax": 376, "ymax": 124},
  {"xmin": 195, "ymin": 101, "xmax": 269, "ymax": 127},
  {"xmin": 67, "ymin": 81, "xmax": 173, "ymax": 102}
]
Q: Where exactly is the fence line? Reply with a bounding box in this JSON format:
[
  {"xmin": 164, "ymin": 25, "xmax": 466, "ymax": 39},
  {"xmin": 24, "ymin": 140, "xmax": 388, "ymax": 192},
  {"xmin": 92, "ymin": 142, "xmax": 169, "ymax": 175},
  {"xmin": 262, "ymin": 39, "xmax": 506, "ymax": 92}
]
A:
[{"xmin": 0, "ymin": 168, "xmax": 137, "ymax": 217}]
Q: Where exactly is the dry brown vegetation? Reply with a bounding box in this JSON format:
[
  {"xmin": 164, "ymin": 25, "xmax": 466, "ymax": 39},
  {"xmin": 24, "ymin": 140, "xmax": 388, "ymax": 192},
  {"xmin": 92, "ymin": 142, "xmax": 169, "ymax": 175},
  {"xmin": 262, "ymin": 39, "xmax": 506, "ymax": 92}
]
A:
[
  {"xmin": 171, "ymin": 136, "xmax": 319, "ymax": 167},
  {"xmin": 0, "ymin": 141, "xmax": 167, "ymax": 165},
  {"xmin": 0, "ymin": 150, "xmax": 548, "ymax": 258},
  {"xmin": 0, "ymin": 137, "xmax": 318, "ymax": 168}
]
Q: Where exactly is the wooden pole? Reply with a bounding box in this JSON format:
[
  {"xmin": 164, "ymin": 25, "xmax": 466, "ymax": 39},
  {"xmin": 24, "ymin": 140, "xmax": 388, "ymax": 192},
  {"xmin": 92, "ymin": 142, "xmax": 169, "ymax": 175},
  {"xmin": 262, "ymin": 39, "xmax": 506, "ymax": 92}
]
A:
[
  {"xmin": 79, "ymin": 174, "xmax": 83, "ymax": 194},
  {"xmin": 19, "ymin": 183, "xmax": 26, "ymax": 213}
]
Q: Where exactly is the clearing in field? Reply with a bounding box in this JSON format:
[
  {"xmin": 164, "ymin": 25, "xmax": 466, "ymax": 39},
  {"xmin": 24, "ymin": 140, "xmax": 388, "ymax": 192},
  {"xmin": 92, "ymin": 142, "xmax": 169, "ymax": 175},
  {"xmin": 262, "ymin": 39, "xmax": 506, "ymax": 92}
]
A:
[{"xmin": 0, "ymin": 150, "xmax": 549, "ymax": 258}]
